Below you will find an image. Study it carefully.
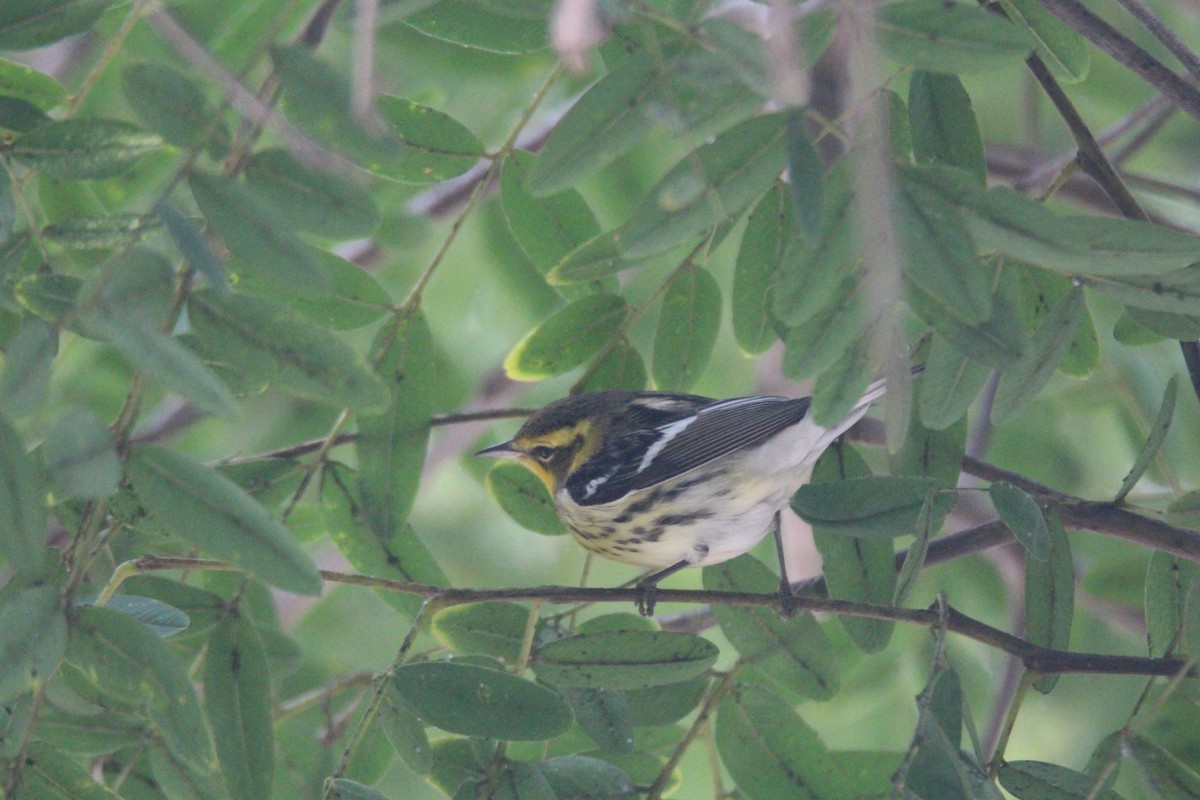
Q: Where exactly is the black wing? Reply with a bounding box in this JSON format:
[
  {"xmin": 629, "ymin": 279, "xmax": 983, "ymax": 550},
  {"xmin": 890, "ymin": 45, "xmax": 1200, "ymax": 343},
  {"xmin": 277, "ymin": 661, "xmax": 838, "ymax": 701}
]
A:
[{"xmin": 567, "ymin": 395, "xmax": 810, "ymax": 506}]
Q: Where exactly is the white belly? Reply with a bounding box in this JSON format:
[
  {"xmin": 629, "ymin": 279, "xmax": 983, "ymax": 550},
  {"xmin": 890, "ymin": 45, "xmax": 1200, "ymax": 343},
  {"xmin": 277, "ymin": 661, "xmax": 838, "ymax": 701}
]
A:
[{"xmin": 556, "ymin": 458, "xmax": 814, "ymax": 570}]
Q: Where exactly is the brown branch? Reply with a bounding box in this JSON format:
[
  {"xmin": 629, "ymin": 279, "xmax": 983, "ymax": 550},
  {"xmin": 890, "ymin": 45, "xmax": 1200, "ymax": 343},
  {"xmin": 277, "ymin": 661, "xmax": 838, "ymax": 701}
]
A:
[
  {"xmin": 1019, "ymin": 48, "xmax": 1145, "ymax": 219},
  {"xmin": 1036, "ymin": 0, "xmax": 1200, "ymax": 125},
  {"xmin": 1110, "ymin": 0, "xmax": 1200, "ymax": 79},
  {"xmin": 125, "ymin": 555, "xmax": 1191, "ymax": 678},
  {"xmin": 960, "ymin": 456, "xmax": 1200, "ymax": 562}
]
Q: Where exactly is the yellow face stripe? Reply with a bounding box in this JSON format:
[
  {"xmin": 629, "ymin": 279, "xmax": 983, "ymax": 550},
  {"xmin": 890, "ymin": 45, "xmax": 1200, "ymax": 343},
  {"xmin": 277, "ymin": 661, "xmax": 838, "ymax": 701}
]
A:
[{"xmin": 512, "ymin": 420, "xmax": 599, "ymax": 493}]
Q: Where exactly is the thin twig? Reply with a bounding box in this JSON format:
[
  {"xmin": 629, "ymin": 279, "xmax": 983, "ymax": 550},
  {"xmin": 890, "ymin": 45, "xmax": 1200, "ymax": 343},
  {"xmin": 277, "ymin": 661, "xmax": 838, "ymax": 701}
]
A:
[
  {"xmin": 1037, "ymin": 0, "xmax": 1200, "ymax": 125},
  {"xmin": 647, "ymin": 664, "xmax": 742, "ymax": 800},
  {"xmin": 121, "ymin": 555, "xmax": 1194, "ymax": 678},
  {"xmin": 1111, "ymin": 0, "xmax": 1200, "ymax": 79}
]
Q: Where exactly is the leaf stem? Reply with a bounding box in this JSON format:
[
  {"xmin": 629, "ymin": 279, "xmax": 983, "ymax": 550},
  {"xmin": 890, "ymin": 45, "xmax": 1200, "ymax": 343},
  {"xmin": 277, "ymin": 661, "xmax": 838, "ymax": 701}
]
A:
[{"xmin": 647, "ymin": 662, "xmax": 743, "ymax": 800}]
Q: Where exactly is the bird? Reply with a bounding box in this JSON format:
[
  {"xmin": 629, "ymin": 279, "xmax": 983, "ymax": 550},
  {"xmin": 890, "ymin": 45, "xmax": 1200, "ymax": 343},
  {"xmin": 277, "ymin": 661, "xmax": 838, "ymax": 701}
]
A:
[{"xmin": 476, "ymin": 378, "xmax": 890, "ymax": 614}]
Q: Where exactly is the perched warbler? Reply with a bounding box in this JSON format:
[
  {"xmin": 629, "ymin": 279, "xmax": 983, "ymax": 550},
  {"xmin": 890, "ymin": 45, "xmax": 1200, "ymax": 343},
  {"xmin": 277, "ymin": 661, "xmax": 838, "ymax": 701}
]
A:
[{"xmin": 478, "ymin": 377, "xmax": 890, "ymax": 614}]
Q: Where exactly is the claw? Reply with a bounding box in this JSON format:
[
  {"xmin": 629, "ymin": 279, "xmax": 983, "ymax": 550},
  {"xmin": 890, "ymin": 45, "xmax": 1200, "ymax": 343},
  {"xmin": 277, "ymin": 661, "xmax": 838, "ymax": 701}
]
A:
[
  {"xmin": 777, "ymin": 576, "xmax": 798, "ymax": 620},
  {"xmin": 636, "ymin": 579, "xmax": 658, "ymax": 617}
]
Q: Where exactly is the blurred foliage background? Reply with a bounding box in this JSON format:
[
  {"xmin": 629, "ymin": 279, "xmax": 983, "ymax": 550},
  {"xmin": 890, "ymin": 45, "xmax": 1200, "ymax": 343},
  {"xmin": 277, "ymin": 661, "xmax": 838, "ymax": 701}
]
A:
[{"xmin": 2, "ymin": 0, "xmax": 1200, "ymax": 799}]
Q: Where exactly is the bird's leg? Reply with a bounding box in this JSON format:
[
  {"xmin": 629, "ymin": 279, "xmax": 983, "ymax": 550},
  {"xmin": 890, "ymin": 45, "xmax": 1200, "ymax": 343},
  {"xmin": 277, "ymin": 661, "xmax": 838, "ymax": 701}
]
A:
[
  {"xmin": 635, "ymin": 560, "xmax": 690, "ymax": 616},
  {"xmin": 772, "ymin": 511, "xmax": 798, "ymax": 619}
]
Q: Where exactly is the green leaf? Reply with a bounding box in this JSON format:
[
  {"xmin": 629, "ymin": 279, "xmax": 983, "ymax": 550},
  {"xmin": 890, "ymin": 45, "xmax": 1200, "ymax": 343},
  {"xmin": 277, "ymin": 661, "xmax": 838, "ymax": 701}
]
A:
[
  {"xmin": 188, "ymin": 289, "xmax": 388, "ymax": 413},
  {"xmin": 809, "ymin": 445, "xmax": 896, "ymax": 651},
  {"xmin": 391, "ymin": 661, "xmax": 572, "ymax": 741},
  {"xmin": 1145, "ymin": 552, "xmax": 1196, "ymax": 658},
  {"xmin": 529, "ymin": 42, "xmax": 764, "ymax": 196},
  {"xmin": 86, "ymin": 594, "xmax": 189, "ymax": 637},
  {"xmin": 618, "ymin": 114, "xmax": 788, "ymax": 259},
  {"xmin": 908, "ymin": 71, "xmax": 985, "ymax": 186},
  {"xmin": 556, "ymin": 687, "xmax": 635, "ymax": 753},
  {"xmin": 41, "ymin": 409, "xmax": 119, "ymax": 499},
  {"xmin": 733, "ymin": 184, "xmax": 791, "ymax": 356},
  {"xmin": 0, "ymin": 96, "xmax": 50, "ymax": 133},
  {"xmin": 533, "ymin": 630, "xmax": 719, "ymax": 690},
  {"xmin": 238, "ymin": 248, "xmax": 390, "ymax": 331},
  {"xmin": 877, "ymin": 0, "xmax": 1033, "ymax": 73},
  {"xmin": 485, "ymin": 461, "xmax": 566, "ymax": 536},
  {"xmin": 37, "ymin": 704, "xmax": 147, "ymax": 756},
  {"xmin": 432, "ymin": 601, "xmax": 535, "ymax": 663},
  {"xmin": 773, "ymin": 162, "xmax": 857, "ymax": 328},
  {"xmin": 378, "ymin": 684, "xmax": 432, "ymax": 776},
  {"xmin": 187, "ymin": 171, "xmax": 329, "ymax": 295},
  {"xmin": 1127, "ymin": 734, "xmax": 1200, "ymax": 800},
  {"xmin": 1008, "ymin": 265, "xmax": 1099, "ymax": 378},
  {"xmin": 122, "ymin": 63, "xmax": 229, "ymax": 153},
  {"xmin": 504, "ymin": 294, "xmax": 628, "ymax": 380},
  {"xmin": 327, "ymin": 778, "xmax": 393, "ymax": 800},
  {"xmin": 0, "ymin": 414, "xmax": 48, "ymax": 577},
  {"xmin": 21, "ymin": 741, "xmax": 123, "ymax": 800},
  {"xmin": 1125, "ymin": 308, "xmax": 1200, "ymax": 341},
  {"xmin": 780, "ymin": 275, "xmax": 865, "ymax": 382},
  {"xmin": 792, "ymin": 476, "xmax": 955, "ymax": 538},
  {"xmin": 1086, "ymin": 264, "xmax": 1200, "ymax": 315},
  {"xmin": 705, "ymin": 555, "xmax": 841, "ymax": 698},
  {"xmin": 0, "ymin": 314, "xmax": 55, "ymax": 417},
  {"xmin": 0, "ymin": 0, "xmax": 112, "ymax": 50},
  {"xmin": 992, "ymin": 287, "xmax": 1084, "ymax": 422},
  {"xmin": 809, "ymin": 334, "xmax": 873, "ymax": 427},
  {"xmin": 895, "ymin": 494, "xmax": 936, "ymax": 608},
  {"xmin": 990, "ymin": 482, "xmax": 1049, "ymax": 561},
  {"xmin": 10, "ymin": 119, "xmax": 161, "ymax": 179},
  {"xmin": 268, "ymin": 45, "xmax": 403, "ymax": 166},
  {"xmin": 527, "ymin": 52, "xmax": 661, "ymax": 196},
  {"xmin": 355, "ymin": 309, "xmax": 437, "ymax": 539},
  {"xmin": 915, "ymin": 291, "xmax": 1025, "ymax": 378},
  {"xmin": 998, "ymin": 760, "xmax": 1124, "ymax": 800},
  {"xmin": 890, "ymin": 402, "xmax": 966, "ymax": 488},
  {"xmin": 43, "ymin": 213, "xmax": 161, "ymax": 249},
  {"xmin": 895, "ymin": 173, "xmax": 991, "ymax": 323},
  {"xmin": 0, "ymin": 585, "xmax": 65, "ymax": 701},
  {"xmin": 998, "ymin": 0, "xmax": 1090, "ymax": 83},
  {"xmin": 321, "ymin": 464, "xmax": 447, "ymax": 619},
  {"xmin": 68, "ymin": 605, "xmax": 219, "ymax": 774},
  {"xmin": 652, "ymin": 265, "xmax": 721, "ymax": 391},
  {"xmin": 0, "ymin": 57, "xmax": 66, "ymax": 109},
  {"xmin": 716, "ymin": 683, "xmax": 849, "ymax": 800},
  {"xmin": 126, "ymin": 444, "xmax": 322, "ymax": 596},
  {"xmin": 785, "ymin": 110, "xmax": 823, "ymax": 234},
  {"xmin": 14, "ymin": 273, "xmax": 80, "ymax": 323},
  {"xmin": 374, "ymin": 95, "xmax": 484, "ymax": 183},
  {"xmin": 578, "ymin": 339, "xmax": 648, "ymax": 392},
  {"xmin": 501, "ymin": 151, "xmax": 601, "ymax": 291},
  {"xmin": 547, "ymin": 233, "xmax": 643, "ymax": 286},
  {"xmin": 1024, "ymin": 511, "xmax": 1073, "ymax": 693},
  {"xmin": 244, "ymin": 148, "xmax": 379, "ymax": 239},
  {"xmin": 906, "ymin": 165, "xmax": 1200, "ymax": 276},
  {"xmin": 539, "ymin": 754, "xmax": 636, "ymax": 799},
  {"xmin": 149, "ymin": 745, "xmax": 232, "ymax": 800},
  {"xmin": 400, "ymin": 0, "xmax": 548, "ymax": 54},
  {"xmin": 84, "ymin": 313, "xmax": 239, "ymax": 420},
  {"xmin": 1115, "ymin": 375, "xmax": 1176, "ymax": 503},
  {"xmin": 156, "ymin": 200, "xmax": 227, "ymax": 289},
  {"xmin": 625, "ymin": 673, "xmax": 709, "ymax": 726},
  {"xmin": 204, "ymin": 614, "xmax": 273, "ymax": 800}
]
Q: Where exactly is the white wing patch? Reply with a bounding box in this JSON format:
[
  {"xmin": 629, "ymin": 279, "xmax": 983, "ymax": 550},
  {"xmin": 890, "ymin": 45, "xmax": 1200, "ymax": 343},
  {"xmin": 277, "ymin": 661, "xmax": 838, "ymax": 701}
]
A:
[{"xmin": 637, "ymin": 415, "xmax": 697, "ymax": 473}]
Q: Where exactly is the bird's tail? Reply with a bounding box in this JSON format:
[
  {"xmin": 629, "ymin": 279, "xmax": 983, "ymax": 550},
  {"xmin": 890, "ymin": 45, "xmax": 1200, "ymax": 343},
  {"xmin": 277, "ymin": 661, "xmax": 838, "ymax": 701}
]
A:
[{"xmin": 805, "ymin": 364, "xmax": 922, "ymax": 458}]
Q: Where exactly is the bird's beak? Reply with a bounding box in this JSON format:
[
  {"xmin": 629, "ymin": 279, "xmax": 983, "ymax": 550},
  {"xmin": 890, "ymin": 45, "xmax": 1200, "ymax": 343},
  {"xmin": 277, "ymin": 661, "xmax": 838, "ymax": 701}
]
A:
[{"xmin": 475, "ymin": 440, "xmax": 519, "ymax": 458}]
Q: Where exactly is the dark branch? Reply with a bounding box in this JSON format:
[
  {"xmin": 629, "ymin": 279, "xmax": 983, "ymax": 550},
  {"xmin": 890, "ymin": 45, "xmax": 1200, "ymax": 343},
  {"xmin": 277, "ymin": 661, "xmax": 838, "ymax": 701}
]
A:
[
  {"xmin": 125, "ymin": 555, "xmax": 1192, "ymax": 679},
  {"xmin": 1037, "ymin": 0, "xmax": 1200, "ymax": 125}
]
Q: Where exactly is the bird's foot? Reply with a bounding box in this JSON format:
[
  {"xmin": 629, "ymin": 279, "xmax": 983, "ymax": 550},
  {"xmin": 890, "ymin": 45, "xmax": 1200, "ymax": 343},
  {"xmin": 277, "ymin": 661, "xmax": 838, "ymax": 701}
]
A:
[
  {"xmin": 777, "ymin": 576, "xmax": 799, "ymax": 620},
  {"xmin": 636, "ymin": 579, "xmax": 658, "ymax": 617}
]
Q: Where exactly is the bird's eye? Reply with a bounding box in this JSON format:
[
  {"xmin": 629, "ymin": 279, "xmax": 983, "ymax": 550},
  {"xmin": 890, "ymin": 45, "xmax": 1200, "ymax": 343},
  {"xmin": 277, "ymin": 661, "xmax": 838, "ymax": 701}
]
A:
[{"xmin": 530, "ymin": 445, "xmax": 555, "ymax": 462}]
